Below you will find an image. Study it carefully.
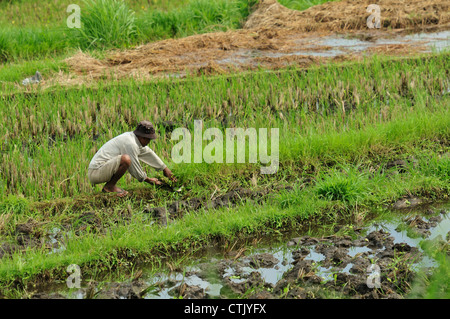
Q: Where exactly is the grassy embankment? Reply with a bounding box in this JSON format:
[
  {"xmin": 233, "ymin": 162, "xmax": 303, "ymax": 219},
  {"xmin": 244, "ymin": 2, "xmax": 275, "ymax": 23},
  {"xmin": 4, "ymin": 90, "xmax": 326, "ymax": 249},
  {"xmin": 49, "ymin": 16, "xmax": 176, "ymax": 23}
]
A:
[{"xmin": 0, "ymin": 52, "xmax": 449, "ymax": 296}]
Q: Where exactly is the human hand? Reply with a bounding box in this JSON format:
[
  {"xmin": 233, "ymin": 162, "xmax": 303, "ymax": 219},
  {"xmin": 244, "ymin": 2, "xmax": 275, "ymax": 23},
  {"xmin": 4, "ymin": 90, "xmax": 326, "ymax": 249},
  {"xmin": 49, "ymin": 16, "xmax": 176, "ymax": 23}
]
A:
[
  {"xmin": 147, "ymin": 177, "xmax": 163, "ymax": 185},
  {"xmin": 163, "ymin": 167, "xmax": 177, "ymax": 183}
]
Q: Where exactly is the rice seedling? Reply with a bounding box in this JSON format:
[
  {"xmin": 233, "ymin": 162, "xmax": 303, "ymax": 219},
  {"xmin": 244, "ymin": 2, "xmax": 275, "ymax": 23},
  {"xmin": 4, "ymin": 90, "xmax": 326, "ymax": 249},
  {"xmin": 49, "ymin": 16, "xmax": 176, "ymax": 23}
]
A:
[{"xmin": 314, "ymin": 166, "xmax": 371, "ymax": 203}]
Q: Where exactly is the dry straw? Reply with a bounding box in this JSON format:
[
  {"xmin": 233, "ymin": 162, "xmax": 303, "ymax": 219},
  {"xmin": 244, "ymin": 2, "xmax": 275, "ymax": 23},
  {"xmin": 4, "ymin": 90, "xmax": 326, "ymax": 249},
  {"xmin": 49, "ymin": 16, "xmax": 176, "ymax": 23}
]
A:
[{"xmin": 244, "ymin": 0, "xmax": 450, "ymax": 31}]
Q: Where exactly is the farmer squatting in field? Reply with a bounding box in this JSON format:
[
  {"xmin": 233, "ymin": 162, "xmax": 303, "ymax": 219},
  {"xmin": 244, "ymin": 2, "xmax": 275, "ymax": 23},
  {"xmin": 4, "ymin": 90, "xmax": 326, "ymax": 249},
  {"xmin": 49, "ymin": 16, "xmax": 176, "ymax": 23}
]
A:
[{"xmin": 88, "ymin": 120, "xmax": 176, "ymax": 197}]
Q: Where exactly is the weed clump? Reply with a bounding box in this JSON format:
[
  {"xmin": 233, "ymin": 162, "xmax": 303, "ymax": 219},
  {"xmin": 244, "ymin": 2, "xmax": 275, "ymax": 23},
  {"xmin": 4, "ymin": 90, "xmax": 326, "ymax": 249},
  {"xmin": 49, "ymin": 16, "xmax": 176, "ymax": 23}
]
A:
[
  {"xmin": 315, "ymin": 167, "xmax": 370, "ymax": 203},
  {"xmin": 75, "ymin": 0, "xmax": 138, "ymax": 49},
  {"xmin": 0, "ymin": 195, "xmax": 29, "ymax": 215}
]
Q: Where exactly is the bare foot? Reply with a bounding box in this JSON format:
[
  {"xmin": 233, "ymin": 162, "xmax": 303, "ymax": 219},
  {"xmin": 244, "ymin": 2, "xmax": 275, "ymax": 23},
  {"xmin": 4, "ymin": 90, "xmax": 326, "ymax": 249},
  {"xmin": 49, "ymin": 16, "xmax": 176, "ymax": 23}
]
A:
[{"xmin": 102, "ymin": 186, "xmax": 129, "ymax": 197}]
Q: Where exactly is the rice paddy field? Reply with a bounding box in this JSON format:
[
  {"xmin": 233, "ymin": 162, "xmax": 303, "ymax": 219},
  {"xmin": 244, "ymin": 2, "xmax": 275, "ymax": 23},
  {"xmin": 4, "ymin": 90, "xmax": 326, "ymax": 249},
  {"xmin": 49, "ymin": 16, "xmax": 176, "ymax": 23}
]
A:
[{"xmin": 0, "ymin": 0, "xmax": 449, "ymax": 303}]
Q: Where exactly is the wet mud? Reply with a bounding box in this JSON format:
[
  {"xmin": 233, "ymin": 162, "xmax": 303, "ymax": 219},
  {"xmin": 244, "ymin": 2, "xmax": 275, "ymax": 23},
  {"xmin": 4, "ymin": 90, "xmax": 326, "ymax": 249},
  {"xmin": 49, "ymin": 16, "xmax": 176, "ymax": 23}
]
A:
[
  {"xmin": 0, "ymin": 184, "xmax": 291, "ymax": 259},
  {"xmin": 30, "ymin": 204, "xmax": 449, "ymax": 299},
  {"xmin": 143, "ymin": 185, "xmax": 293, "ymax": 226}
]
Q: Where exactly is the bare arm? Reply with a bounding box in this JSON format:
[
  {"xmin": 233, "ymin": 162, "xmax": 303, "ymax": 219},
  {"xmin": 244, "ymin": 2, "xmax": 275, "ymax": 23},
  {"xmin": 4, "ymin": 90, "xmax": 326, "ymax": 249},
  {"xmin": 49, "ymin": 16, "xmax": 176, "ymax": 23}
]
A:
[{"xmin": 163, "ymin": 167, "xmax": 177, "ymax": 182}]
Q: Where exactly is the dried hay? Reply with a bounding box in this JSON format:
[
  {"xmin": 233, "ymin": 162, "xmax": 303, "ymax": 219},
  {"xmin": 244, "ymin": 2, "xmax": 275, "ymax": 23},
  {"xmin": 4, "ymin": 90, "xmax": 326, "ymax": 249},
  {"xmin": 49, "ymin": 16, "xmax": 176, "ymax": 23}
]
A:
[
  {"xmin": 367, "ymin": 43, "xmax": 429, "ymax": 55},
  {"xmin": 65, "ymin": 51, "xmax": 107, "ymax": 75},
  {"xmin": 244, "ymin": 0, "xmax": 450, "ymax": 32}
]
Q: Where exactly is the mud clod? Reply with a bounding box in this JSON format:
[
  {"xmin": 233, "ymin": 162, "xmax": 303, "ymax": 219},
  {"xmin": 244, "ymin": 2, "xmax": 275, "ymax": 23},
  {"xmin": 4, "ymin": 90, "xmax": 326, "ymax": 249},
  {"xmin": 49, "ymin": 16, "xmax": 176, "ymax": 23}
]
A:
[
  {"xmin": 393, "ymin": 197, "xmax": 424, "ymax": 209},
  {"xmin": 366, "ymin": 230, "xmax": 393, "ymax": 249},
  {"xmin": 170, "ymin": 283, "xmax": 205, "ymax": 299},
  {"xmin": 248, "ymin": 253, "xmax": 279, "ymax": 268},
  {"xmin": 225, "ymin": 271, "xmax": 267, "ymax": 295}
]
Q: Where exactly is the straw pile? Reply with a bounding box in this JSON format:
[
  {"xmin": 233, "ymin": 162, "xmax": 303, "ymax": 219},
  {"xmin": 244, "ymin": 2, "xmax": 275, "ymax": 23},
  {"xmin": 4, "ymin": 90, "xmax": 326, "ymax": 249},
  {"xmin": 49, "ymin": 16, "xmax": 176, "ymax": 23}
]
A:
[{"xmin": 244, "ymin": 0, "xmax": 450, "ymax": 31}]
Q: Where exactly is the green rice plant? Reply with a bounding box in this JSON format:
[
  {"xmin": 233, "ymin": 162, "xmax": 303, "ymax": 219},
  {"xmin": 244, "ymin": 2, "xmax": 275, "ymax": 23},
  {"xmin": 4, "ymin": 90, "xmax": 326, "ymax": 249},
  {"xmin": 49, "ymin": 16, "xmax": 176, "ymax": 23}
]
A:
[
  {"xmin": 0, "ymin": 194, "xmax": 29, "ymax": 215},
  {"xmin": 75, "ymin": 0, "xmax": 138, "ymax": 49},
  {"xmin": 0, "ymin": 30, "xmax": 9, "ymax": 63},
  {"xmin": 314, "ymin": 166, "xmax": 371, "ymax": 203}
]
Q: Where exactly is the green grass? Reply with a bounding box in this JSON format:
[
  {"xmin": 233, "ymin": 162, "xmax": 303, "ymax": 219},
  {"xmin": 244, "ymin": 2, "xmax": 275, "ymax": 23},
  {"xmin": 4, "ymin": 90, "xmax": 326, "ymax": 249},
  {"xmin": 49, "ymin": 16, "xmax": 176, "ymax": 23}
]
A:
[
  {"xmin": 75, "ymin": 0, "xmax": 138, "ymax": 49},
  {"xmin": 0, "ymin": 195, "xmax": 30, "ymax": 216},
  {"xmin": 136, "ymin": 0, "xmax": 252, "ymax": 41}
]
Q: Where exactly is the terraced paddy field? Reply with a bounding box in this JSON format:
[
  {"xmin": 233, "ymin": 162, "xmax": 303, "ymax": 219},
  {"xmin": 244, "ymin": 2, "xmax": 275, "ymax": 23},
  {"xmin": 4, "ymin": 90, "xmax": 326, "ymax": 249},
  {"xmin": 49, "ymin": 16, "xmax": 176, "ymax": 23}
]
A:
[{"xmin": 0, "ymin": 0, "xmax": 449, "ymax": 301}]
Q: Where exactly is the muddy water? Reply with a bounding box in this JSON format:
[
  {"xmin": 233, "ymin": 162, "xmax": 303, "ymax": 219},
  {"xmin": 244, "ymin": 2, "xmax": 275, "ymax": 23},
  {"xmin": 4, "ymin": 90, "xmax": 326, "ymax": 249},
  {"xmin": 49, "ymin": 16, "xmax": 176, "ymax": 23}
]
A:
[
  {"xmin": 143, "ymin": 208, "xmax": 448, "ymax": 299},
  {"xmin": 216, "ymin": 30, "xmax": 450, "ymax": 66},
  {"xmin": 163, "ymin": 29, "xmax": 449, "ymax": 79},
  {"xmin": 45, "ymin": 201, "xmax": 449, "ymax": 300}
]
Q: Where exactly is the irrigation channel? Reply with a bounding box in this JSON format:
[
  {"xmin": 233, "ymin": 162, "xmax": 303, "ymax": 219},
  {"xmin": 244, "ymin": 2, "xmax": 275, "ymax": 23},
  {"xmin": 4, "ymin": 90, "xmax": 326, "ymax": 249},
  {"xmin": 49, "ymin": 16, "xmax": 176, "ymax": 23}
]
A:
[{"xmin": 34, "ymin": 201, "xmax": 449, "ymax": 299}]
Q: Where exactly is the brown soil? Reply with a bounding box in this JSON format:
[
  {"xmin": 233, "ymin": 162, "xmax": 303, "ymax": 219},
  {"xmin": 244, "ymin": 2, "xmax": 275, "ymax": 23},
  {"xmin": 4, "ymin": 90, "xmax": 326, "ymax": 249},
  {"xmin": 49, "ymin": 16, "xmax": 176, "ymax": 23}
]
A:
[{"xmin": 46, "ymin": 0, "xmax": 450, "ymax": 88}]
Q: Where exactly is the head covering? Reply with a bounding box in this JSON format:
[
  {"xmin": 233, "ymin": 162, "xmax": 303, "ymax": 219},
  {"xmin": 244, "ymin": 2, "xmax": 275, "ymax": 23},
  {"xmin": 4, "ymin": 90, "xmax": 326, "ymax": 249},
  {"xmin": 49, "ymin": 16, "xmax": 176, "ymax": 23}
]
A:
[{"xmin": 134, "ymin": 120, "xmax": 157, "ymax": 140}]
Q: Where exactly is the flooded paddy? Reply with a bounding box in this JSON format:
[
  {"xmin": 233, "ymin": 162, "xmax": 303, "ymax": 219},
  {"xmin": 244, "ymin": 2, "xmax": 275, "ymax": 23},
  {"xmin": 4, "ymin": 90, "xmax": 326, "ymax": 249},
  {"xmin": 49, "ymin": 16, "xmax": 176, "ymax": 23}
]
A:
[
  {"xmin": 216, "ymin": 30, "xmax": 450, "ymax": 67},
  {"xmin": 35, "ymin": 201, "xmax": 449, "ymax": 299}
]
